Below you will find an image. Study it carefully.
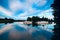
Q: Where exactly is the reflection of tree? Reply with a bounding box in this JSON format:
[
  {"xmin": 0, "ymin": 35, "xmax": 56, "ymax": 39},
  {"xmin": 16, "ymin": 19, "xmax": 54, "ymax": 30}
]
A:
[
  {"xmin": 27, "ymin": 16, "xmax": 54, "ymax": 26},
  {"xmin": 51, "ymin": 0, "xmax": 60, "ymax": 40},
  {"xmin": 27, "ymin": 16, "xmax": 40, "ymax": 26},
  {"xmin": 32, "ymin": 16, "xmax": 38, "ymax": 26}
]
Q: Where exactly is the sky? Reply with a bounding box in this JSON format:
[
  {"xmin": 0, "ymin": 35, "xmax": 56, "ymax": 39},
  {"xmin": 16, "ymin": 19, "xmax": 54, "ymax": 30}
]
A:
[{"xmin": 0, "ymin": 0, "xmax": 54, "ymax": 20}]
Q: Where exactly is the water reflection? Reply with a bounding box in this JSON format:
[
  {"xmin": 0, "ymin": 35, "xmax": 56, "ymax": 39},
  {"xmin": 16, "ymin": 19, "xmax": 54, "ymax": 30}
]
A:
[{"xmin": 0, "ymin": 22, "xmax": 54, "ymax": 40}]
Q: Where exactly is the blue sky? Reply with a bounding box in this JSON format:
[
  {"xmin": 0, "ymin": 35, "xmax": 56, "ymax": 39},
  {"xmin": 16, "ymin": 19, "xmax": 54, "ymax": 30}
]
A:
[{"xmin": 0, "ymin": 0, "xmax": 54, "ymax": 20}]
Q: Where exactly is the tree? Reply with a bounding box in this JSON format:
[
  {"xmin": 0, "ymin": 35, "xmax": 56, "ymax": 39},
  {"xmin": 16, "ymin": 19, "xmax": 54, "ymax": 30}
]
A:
[
  {"xmin": 27, "ymin": 17, "xmax": 32, "ymax": 21},
  {"xmin": 35, "ymin": 16, "xmax": 40, "ymax": 21},
  {"xmin": 32, "ymin": 16, "xmax": 38, "ymax": 26},
  {"xmin": 51, "ymin": 0, "xmax": 60, "ymax": 40}
]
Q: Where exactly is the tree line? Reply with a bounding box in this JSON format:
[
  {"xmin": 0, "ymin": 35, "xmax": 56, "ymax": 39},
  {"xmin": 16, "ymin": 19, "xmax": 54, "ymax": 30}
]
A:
[{"xmin": 27, "ymin": 16, "xmax": 54, "ymax": 23}]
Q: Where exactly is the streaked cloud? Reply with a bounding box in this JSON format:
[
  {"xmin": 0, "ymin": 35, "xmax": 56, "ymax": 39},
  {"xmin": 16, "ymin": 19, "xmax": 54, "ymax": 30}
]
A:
[
  {"xmin": 0, "ymin": 0, "xmax": 54, "ymax": 20},
  {"xmin": 38, "ymin": 8, "xmax": 54, "ymax": 19},
  {"xmin": 0, "ymin": 6, "xmax": 13, "ymax": 17}
]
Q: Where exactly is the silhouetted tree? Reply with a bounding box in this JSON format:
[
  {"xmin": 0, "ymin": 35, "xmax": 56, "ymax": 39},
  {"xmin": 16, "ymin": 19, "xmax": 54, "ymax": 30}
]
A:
[
  {"xmin": 27, "ymin": 17, "xmax": 32, "ymax": 21},
  {"xmin": 27, "ymin": 16, "xmax": 54, "ymax": 26},
  {"xmin": 51, "ymin": 0, "xmax": 60, "ymax": 40},
  {"xmin": 35, "ymin": 16, "xmax": 40, "ymax": 21},
  {"xmin": 0, "ymin": 18, "xmax": 14, "ymax": 24},
  {"xmin": 31, "ymin": 16, "xmax": 37, "ymax": 26}
]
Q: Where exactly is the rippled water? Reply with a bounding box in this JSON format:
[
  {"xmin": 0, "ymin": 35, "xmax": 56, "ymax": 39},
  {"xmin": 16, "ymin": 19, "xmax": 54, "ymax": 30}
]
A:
[{"xmin": 0, "ymin": 22, "xmax": 54, "ymax": 40}]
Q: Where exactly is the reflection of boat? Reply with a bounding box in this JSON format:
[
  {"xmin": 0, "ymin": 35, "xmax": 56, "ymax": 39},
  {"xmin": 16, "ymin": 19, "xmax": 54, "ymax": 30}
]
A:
[{"xmin": 0, "ymin": 18, "xmax": 14, "ymax": 24}]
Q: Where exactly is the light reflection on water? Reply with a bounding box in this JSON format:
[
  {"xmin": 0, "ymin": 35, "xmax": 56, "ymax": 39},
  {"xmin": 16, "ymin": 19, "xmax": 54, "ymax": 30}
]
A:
[{"xmin": 0, "ymin": 22, "xmax": 54, "ymax": 40}]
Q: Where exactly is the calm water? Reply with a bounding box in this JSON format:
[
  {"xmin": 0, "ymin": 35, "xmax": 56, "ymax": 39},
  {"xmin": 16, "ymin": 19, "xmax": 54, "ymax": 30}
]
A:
[{"xmin": 0, "ymin": 22, "xmax": 54, "ymax": 40}]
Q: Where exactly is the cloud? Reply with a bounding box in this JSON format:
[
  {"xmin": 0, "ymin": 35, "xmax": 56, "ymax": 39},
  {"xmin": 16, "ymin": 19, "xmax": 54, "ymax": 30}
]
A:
[
  {"xmin": 17, "ymin": 8, "xmax": 41, "ymax": 17},
  {"xmin": 0, "ymin": 6, "xmax": 17, "ymax": 19},
  {"xmin": 0, "ymin": 6, "xmax": 54, "ymax": 20},
  {"xmin": 9, "ymin": 0, "xmax": 47, "ymax": 16},
  {"xmin": 38, "ymin": 8, "xmax": 54, "ymax": 19},
  {"xmin": 19, "ymin": 0, "xmax": 26, "ymax": 3},
  {"xmin": 14, "ymin": 8, "xmax": 54, "ymax": 20},
  {"xmin": 9, "ymin": 0, "xmax": 23, "ymax": 11},
  {"xmin": 33, "ymin": 0, "xmax": 47, "ymax": 6},
  {"xmin": 9, "ymin": 0, "xmax": 29, "ymax": 16},
  {"xmin": 0, "ymin": 0, "xmax": 54, "ymax": 20},
  {"xmin": 0, "ymin": 6, "xmax": 13, "ymax": 17},
  {"xmin": 10, "ymin": 0, "xmax": 47, "ymax": 10}
]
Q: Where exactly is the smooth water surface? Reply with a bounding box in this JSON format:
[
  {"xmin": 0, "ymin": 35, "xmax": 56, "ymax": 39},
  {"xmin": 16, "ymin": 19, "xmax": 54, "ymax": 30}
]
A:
[{"xmin": 0, "ymin": 22, "xmax": 54, "ymax": 40}]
